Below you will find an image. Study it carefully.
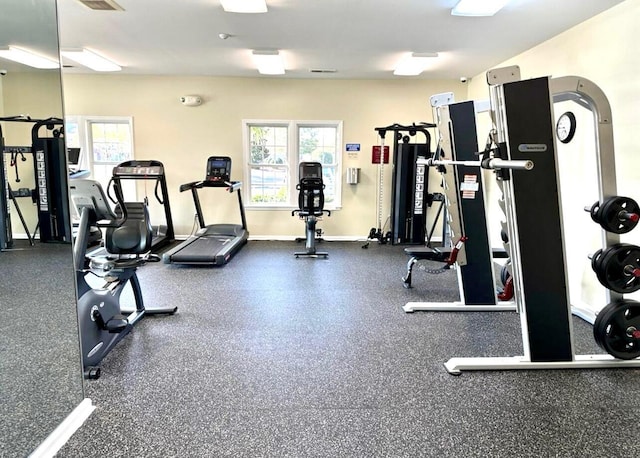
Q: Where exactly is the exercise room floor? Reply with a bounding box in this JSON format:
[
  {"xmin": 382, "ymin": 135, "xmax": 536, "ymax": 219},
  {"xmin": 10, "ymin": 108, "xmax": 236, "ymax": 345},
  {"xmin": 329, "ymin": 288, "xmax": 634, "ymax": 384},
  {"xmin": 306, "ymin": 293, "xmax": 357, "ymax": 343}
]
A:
[{"xmin": 59, "ymin": 241, "xmax": 639, "ymax": 457}]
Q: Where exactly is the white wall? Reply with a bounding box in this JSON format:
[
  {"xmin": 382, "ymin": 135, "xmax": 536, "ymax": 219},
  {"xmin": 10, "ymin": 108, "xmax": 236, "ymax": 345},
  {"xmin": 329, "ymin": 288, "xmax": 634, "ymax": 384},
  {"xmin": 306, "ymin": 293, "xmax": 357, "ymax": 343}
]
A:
[
  {"xmin": 61, "ymin": 74, "xmax": 467, "ymax": 238},
  {"xmin": 467, "ymin": 0, "xmax": 640, "ymax": 312}
]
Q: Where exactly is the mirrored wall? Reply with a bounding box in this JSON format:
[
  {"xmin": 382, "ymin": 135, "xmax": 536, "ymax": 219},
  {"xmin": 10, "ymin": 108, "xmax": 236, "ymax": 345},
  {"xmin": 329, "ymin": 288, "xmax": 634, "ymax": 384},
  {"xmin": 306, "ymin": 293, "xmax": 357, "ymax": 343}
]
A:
[{"xmin": 0, "ymin": 0, "xmax": 84, "ymax": 456}]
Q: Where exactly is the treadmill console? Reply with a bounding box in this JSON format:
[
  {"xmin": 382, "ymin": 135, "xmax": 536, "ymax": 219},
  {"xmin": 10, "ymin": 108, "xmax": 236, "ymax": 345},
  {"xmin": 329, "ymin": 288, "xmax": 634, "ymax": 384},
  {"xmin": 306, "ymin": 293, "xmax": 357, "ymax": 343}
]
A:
[
  {"xmin": 206, "ymin": 156, "xmax": 232, "ymax": 183},
  {"xmin": 113, "ymin": 160, "xmax": 165, "ymax": 177}
]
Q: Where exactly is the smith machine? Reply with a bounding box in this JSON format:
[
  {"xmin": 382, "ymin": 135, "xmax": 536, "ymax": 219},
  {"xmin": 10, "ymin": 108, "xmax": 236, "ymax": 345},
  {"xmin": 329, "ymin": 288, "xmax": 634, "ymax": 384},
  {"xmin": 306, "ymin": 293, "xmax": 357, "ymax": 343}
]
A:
[
  {"xmin": 0, "ymin": 116, "xmax": 72, "ymax": 250},
  {"xmin": 442, "ymin": 66, "xmax": 640, "ymax": 374},
  {"xmin": 402, "ymin": 93, "xmax": 514, "ymax": 310}
]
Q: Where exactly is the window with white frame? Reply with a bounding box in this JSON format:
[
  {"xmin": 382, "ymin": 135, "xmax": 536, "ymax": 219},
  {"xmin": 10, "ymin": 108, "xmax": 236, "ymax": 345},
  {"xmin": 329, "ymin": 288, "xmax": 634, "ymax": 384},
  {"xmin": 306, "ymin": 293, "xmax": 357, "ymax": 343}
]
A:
[
  {"xmin": 243, "ymin": 120, "xmax": 342, "ymax": 209},
  {"xmin": 65, "ymin": 116, "xmax": 135, "ymax": 198}
]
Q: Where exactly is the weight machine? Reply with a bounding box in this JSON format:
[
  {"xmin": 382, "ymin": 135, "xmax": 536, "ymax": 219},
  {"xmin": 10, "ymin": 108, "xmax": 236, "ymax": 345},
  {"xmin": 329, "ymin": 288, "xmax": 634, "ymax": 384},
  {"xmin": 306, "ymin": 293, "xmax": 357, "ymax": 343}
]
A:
[
  {"xmin": 0, "ymin": 115, "xmax": 72, "ymax": 250},
  {"xmin": 444, "ymin": 66, "xmax": 640, "ymax": 374},
  {"xmin": 402, "ymin": 94, "xmax": 514, "ymax": 311},
  {"xmin": 365, "ymin": 122, "xmax": 437, "ymax": 246}
]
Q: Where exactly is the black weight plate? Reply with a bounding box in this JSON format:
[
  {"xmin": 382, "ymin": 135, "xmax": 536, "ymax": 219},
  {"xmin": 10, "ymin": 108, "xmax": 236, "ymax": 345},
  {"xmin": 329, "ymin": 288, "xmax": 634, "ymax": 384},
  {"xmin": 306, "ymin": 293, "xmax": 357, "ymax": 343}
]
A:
[
  {"xmin": 601, "ymin": 243, "xmax": 640, "ymax": 293},
  {"xmin": 591, "ymin": 249, "xmax": 606, "ymax": 286},
  {"xmin": 595, "ymin": 245, "xmax": 625, "ymax": 288},
  {"xmin": 598, "ymin": 196, "xmax": 640, "ymax": 234},
  {"xmin": 589, "ymin": 201, "xmax": 601, "ymax": 224},
  {"xmin": 596, "ymin": 245, "xmax": 621, "ymax": 288},
  {"xmin": 593, "ymin": 300, "xmax": 640, "ymax": 360},
  {"xmin": 593, "ymin": 302, "xmax": 617, "ymax": 349}
]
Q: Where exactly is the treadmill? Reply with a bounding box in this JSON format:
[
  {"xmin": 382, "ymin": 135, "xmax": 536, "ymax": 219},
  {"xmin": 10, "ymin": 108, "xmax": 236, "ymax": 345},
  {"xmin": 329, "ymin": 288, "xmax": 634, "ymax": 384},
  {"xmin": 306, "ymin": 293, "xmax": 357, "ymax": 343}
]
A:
[
  {"xmin": 163, "ymin": 156, "xmax": 248, "ymax": 266},
  {"xmin": 110, "ymin": 160, "xmax": 175, "ymax": 252}
]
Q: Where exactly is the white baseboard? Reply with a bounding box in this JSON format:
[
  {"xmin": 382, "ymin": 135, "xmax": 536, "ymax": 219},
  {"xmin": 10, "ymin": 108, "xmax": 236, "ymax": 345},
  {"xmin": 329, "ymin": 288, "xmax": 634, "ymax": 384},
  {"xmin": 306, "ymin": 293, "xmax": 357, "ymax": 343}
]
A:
[
  {"xmin": 29, "ymin": 398, "xmax": 95, "ymax": 458},
  {"xmin": 247, "ymin": 235, "xmax": 366, "ymax": 242}
]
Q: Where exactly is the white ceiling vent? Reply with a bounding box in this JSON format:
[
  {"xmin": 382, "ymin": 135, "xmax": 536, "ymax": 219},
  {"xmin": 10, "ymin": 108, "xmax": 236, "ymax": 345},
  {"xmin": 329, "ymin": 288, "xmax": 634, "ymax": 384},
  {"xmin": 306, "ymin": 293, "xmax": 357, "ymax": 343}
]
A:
[
  {"xmin": 309, "ymin": 69, "xmax": 337, "ymax": 74},
  {"xmin": 76, "ymin": 0, "xmax": 124, "ymax": 11}
]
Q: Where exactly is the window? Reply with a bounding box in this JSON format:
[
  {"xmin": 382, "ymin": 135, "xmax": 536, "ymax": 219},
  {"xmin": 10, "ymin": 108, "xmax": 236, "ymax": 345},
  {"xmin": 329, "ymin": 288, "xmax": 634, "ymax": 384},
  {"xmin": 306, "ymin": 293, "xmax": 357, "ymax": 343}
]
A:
[
  {"xmin": 65, "ymin": 116, "xmax": 135, "ymax": 198},
  {"xmin": 243, "ymin": 120, "xmax": 342, "ymax": 209}
]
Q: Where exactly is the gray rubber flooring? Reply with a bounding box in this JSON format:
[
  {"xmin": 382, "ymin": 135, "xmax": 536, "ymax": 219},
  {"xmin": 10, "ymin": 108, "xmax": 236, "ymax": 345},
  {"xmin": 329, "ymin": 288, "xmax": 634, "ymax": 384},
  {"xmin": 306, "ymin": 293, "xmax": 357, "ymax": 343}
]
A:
[
  {"xmin": 58, "ymin": 241, "xmax": 640, "ymax": 457},
  {"xmin": 0, "ymin": 242, "xmax": 84, "ymax": 458}
]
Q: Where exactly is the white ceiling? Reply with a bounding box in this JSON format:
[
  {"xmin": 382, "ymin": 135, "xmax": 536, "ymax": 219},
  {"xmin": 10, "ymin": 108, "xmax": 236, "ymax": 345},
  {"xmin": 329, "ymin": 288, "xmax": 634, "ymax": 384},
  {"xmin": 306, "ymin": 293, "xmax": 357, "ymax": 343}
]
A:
[{"xmin": 3, "ymin": 0, "xmax": 628, "ymax": 79}]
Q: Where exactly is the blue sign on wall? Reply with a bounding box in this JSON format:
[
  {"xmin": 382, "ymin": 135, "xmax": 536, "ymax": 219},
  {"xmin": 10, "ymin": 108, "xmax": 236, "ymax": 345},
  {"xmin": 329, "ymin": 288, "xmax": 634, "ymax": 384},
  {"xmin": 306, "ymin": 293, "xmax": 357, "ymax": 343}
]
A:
[{"xmin": 346, "ymin": 143, "xmax": 361, "ymax": 152}]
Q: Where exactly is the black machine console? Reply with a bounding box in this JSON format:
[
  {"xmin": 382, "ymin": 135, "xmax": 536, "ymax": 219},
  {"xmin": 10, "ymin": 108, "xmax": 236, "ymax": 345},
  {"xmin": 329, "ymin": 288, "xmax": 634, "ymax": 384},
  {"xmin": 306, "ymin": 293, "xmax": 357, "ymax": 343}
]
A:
[
  {"xmin": 206, "ymin": 156, "xmax": 232, "ymax": 184},
  {"xmin": 113, "ymin": 160, "xmax": 164, "ymax": 177}
]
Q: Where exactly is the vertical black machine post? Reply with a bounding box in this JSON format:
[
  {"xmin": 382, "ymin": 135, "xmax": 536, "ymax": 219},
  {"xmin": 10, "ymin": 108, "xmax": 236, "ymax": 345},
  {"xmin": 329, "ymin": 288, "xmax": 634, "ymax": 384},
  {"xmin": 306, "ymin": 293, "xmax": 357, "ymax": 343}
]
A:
[
  {"xmin": 0, "ymin": 124, "xmax": 11, "ymax": 250},
  {"xmin": 32, "ymin": 117, "xmax": 72, "ymax": 243}
]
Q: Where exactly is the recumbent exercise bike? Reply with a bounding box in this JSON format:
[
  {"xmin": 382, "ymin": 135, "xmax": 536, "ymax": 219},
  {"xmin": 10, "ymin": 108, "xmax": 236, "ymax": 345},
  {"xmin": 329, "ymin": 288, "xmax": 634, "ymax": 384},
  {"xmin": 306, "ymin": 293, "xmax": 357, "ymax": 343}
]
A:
[
  {"xmin": 291, "ymin": 162, "xmax": 331, "ymax": 258},
  {"xmin": 70, "ymin": 178, "xmax": 177, "ymax": 379}
]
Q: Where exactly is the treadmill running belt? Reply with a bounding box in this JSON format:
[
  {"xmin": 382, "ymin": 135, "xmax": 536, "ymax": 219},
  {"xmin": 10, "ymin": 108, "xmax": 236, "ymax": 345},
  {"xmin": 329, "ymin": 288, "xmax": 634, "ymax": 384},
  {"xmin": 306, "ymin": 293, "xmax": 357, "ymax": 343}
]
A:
[{"xmin": 168, "ymin": 235, "xmax": 234, "ymax": 264}]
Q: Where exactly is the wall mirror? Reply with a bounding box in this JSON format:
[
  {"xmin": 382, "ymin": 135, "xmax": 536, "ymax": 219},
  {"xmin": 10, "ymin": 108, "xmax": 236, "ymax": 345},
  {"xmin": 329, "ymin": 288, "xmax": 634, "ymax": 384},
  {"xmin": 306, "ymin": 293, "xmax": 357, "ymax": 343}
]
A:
[{"xmin": 0, "ymin": 0, "xmax": 84, "ymax": 456}]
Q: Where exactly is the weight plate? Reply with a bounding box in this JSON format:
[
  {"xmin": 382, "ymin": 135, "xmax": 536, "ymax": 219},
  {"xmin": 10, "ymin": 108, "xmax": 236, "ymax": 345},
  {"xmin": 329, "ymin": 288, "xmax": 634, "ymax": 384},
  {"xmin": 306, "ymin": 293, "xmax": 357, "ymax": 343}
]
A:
[
  {"xmin": 593, "ymin": 300, "xmax": 640, "ymax": 360},
  {"xmin": 597, "ymin": 243, "xmax": 640, "ymax": 293},
  {"xmin": 596, "ymin": 245, "xmax": 621, "ymax": 288},
  {"xmin": 597, "ymin": 196, "xmax": 640, "ymax": 234},
  {"xmin": 591, "ymin": 249, "xmax": 607, "ymax": 286},
  {"xmin": 589, "ymin": 201, "xmax": 601, "ymax": 225}
]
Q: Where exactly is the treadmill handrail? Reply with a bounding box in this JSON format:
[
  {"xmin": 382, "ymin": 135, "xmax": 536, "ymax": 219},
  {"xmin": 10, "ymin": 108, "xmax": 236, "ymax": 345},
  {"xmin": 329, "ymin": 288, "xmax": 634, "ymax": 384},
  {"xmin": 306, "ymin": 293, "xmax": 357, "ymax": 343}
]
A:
[
  {"xmin": 179, "ymin": 180, "xmax": 243, "ymax": 192},
  {"xmin": 179, "ymin": 181, "xmax": 202, "ymax": 192}
]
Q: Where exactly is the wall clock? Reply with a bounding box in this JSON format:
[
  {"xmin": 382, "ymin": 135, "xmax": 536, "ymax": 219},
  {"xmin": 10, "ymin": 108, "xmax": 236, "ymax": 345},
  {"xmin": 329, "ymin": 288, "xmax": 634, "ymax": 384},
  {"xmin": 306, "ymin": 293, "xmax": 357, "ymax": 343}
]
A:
[{"xmin": 556, "ymin": 111, "xmax": 576, "ymax": 144}]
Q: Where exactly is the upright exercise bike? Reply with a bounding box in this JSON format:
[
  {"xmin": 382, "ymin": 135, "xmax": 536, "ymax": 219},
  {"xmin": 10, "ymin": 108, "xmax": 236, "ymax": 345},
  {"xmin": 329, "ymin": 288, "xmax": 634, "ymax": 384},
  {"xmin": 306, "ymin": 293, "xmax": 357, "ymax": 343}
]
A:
[
  {"xmin": 291, "ymin": 162, "xmax": 331, "ymax": 258},
  {"xmin": 70, "ymin": 178, "xmax": 177, "ymax": 379}
]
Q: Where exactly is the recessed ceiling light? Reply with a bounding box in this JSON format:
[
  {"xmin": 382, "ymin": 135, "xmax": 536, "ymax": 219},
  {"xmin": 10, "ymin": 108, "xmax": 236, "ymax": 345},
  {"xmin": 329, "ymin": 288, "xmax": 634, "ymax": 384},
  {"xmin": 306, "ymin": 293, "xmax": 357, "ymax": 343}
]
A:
[
  {"xmin": 0, "ymin": 46, "xmax": 59, "ymax": 69},
  {"xmin": 393, "ymin": 52, "xmax": 438, "ymax": 76},
  {"xmin": 252, "ymin": 50, "xmax": 284, "ymax": 75},
  {"xmin": 451, "ymin": 0, "xmax": 509, "ymax": 17},
  {"xmin": 221, "ymin": 0, "xmax": 267, "ymax": 13}
]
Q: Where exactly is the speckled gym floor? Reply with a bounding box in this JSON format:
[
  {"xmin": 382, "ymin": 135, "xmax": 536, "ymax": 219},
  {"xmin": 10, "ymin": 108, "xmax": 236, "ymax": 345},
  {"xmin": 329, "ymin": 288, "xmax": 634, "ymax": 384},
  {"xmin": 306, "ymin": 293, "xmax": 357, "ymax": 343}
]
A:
[{"xmin": 58, "ymin": 241, "xmax": 640, "ymax": 457}]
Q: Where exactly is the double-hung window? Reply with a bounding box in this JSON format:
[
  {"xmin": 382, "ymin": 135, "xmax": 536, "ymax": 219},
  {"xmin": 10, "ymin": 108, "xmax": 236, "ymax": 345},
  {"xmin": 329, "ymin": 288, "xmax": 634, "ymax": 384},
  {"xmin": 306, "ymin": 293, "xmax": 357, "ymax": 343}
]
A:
[
  {"xmin": 243, "ymin": 120, "xmax": 342, "ymax": 209},
  {"xmin": 65, "ymin": 116, "xmax": 135, "ymax": 198}
]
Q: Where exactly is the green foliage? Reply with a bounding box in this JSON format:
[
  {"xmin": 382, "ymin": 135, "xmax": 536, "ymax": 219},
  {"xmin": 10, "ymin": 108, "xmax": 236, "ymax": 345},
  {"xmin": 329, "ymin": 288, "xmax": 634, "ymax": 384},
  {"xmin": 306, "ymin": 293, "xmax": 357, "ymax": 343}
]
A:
[
  {"xmin": 250, "ymin": 126, "xmax": 270, "ymax": 163},
  {"xmin": 251, "ymin": 185, "xmax": 288, "ymax": 203},
  {"xmin": 299, "ymin": 128, "xmax": 318, "ymax": 160}
]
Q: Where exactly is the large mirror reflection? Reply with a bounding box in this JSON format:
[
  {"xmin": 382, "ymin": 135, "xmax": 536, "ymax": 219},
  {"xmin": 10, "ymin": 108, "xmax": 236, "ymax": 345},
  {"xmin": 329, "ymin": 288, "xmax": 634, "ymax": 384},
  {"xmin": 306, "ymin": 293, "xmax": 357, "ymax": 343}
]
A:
[{"xmin": 0, "ymin": 0, "xmax": 85, "ymax": 456}]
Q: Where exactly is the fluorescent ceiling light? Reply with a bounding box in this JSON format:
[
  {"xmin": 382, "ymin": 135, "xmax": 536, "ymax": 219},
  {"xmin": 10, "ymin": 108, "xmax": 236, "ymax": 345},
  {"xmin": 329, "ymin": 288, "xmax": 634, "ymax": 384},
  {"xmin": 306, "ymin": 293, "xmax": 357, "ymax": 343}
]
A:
[
  {"xmin": 221, "ymin": 0, "xmax": 267, "ymax": 13},
  {"xmin": 451, "ymin": 0, "xmax": 509, "ymax": 16},
  {"xmin": 393, "ymin": 52, "xmax": 438, "ymax": 76},
  {"xmin": 252, "ymin": 50, "xmax": 285, "ymax": 75},
  {"xmin": 61, "ymin": 48, "xmax": 121, "ymax": 72},
  {"xmin": 0, "ymin": 46, "xmax": 59, "ymax": 69}
]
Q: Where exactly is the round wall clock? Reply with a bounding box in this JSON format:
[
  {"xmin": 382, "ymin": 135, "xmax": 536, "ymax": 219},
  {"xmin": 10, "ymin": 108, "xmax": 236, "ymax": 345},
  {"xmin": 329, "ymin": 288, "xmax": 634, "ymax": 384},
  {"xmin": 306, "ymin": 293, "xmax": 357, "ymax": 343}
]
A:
[{"xmin": 556, "ymin": 111, "xmax": 577, "ymax": 144}]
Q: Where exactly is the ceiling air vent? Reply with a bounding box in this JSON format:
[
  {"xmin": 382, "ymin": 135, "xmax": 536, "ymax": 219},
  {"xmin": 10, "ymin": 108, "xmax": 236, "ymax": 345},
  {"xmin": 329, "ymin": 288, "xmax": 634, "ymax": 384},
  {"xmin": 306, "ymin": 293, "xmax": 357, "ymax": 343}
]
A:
[
  {"xmin": 309, "ymin": 69, "xmax": 337, "ymax": 74},
  {"xmin": 76, "ymin": 0, "xmax": 124, "ymax": 11}
]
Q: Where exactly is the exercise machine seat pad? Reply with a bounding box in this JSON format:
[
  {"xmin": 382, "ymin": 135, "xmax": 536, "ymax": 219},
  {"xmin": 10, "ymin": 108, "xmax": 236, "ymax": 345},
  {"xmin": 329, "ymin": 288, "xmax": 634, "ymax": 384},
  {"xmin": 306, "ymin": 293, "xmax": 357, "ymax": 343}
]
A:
[{"xmin": 106, "ymin": 202, "xmax": 153, "ymax": 254}]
